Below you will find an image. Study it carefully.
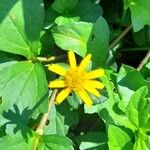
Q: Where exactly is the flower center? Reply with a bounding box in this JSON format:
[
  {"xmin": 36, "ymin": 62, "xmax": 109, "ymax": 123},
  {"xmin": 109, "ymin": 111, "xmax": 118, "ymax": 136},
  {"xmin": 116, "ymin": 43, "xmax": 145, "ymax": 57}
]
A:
[{"xmin": 64, "ymin": 67, "xmax": 86, "ymax": 91}]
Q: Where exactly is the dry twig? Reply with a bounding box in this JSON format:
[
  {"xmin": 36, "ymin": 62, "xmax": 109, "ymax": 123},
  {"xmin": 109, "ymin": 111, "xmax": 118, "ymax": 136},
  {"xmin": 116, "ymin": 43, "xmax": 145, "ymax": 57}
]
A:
[
  {"xmin": 137, "ymin": 50, "xmax": 150, "ymax": 71},
  {"xmin": 33, "ymin": 89, "xmax": 58, "ymax": 150}
]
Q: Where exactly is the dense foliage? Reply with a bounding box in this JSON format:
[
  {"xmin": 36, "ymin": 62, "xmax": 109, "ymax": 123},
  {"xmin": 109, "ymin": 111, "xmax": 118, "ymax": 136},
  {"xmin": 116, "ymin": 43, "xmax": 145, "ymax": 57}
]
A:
[{"xmin": 0, "ymin": 0, "xmax": 150, "ymax": 149}]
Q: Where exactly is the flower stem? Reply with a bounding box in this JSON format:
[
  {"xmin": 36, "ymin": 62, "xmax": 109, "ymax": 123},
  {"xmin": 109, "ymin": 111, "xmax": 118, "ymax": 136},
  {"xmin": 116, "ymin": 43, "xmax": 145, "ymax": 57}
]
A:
[{"xmin": 33, "ymin": 89, "xmax": 58, "ymax": 150}]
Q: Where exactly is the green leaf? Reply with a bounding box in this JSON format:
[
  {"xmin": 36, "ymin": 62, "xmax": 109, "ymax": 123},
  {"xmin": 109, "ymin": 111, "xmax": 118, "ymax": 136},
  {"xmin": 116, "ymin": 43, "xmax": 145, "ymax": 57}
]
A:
[
  {"xmin": 140, "ymin": 61, "xmax": 150, "ymax": 80},
  {"xmin": 134, "ymin": 131, "xmax": 150, "ymax": 150},
  {"xmin": 44, "ymin": 6, "xmax": 59, "ymax": 29},
  {"xmin": 67, "ymin": 94, "xmax": 80, "ymax": 109},
  {"xmin": 108, "ymin": 125, "xmax": 133, "ymax": 150},
  {"xmin": 52, "ymin": 21, "xmax": 93, "ymax": 57},
  {"xmin": 73, "ymin": 0, "xmax": 103, "ymax": 22},
  {"xmin": 0, "ymin": 131, "xmax": 34, "ymax": 150},
  {"xmin": 40, "ymin": 30, "xmax": 56, "ymax": 56},
  {"xmin": 1, "ymin": 103, "xmax": 34, "ymax": 136},
  {"xmin": 44, "ymin": 101, "xmax": 79, "ymax": 136},
  {"xmin": 38, "ymin": 134, "xmax": 74, "ymax": 150},
  {"xmin": 0, "ymin": 61, "xmax": 48, "ymax": 114},
  {"xmin": 52, "ymin": 0, "xmax": 78, "ymax": 14},
  {"xmin": 133, "ymin": 26, "xmax": 150, "ymax": 46},
  {"xmin": 117, "ymin": 65, "xmax": 150, "ymax": 111},
  {"xmin": 145, "ymin": 61, "xmax": 150, "ymax": 70},
  {"xmin": 43, "ymin": 105, "xmax": 69, "ymax": 136},
  {"xmin": 126, "ymin": 86, "xmax": 150, "ymax": 129},
  {"xmin": 0, "ymin": 0, "xmax": 44, "ymax": 58},
  {"xmin": 0, "ymin": 52, "xmax": 15, "ymax": 63},
  {"xmin": 57, "ymin": 102, "xmax": 79, "ymax": 127},
  {"xmin": 87, "ymin": 17, "xmax": 110, "ymax": 68},
  {"xmin": 55, "ymin": 16, "xmax": 80, "ymax": 26},
  {"xmin": 124, "ymin": 0, "xmax": 150, "ymax": 31},
  {"xmin": 85, "ymin": 73, "xmax": 136, "ymax": 131},
  {"xmin": 76, "ymin": 132, "xmax": 108, "ymax": 150},
  {"xmin": 0, "ymin": 122, "xmax": 6, "ymax": 138}
]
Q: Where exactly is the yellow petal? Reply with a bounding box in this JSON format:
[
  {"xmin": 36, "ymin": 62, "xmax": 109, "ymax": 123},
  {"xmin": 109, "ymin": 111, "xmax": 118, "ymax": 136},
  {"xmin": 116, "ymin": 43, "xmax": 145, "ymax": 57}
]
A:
[
  {"xmin": 56, "ymin": 88, "xmax": 71, "ymax": 104},
  {"xmin": 86, "ymin": 69, "xmax": 104, "ymax": 79},
  {"xmin": 86, "ymin": 80, "xmax": 104, "ymax": 89},
  {"xmin": 83, "ymin": 84, "xmax": 100, "ymax": 97},
  {"xmin": 68, "ymin": 51, "xmax": 76, "ymax": 69},
  {"xmin": 48, "ymin": 64, "xmax": 66, "ymax": 76},
  {"xmin": 49, "ymin": 80, "xmax": 66, "ymax": 88},
  {"xmin": 77, "ymin": 89, "xmax": 93, "ymax": 106},
  {"xmin": 79, "ymin": 54, "xmax": 92, "ymax": 70}
]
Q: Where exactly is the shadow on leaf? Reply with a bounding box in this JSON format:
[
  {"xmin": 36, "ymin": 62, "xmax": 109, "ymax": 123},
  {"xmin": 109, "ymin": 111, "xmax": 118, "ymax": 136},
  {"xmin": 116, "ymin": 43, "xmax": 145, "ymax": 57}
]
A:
[
  {"xmin": 3, "ymin": 104, "xmax": 32, "ymax": 141},
  {"xmin": 2, "ymin": 91, "xmax": 49, "ymax": 141}
]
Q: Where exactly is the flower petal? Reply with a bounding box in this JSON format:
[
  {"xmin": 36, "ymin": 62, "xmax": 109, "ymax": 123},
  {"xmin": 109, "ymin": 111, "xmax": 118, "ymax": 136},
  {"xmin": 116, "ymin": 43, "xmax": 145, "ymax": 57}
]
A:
[
  {"xmin": 48, "ymin": 64, "xmax": 67, "ymax": 76},
  {"xmin": 86, "ymin": 80, "xmax": 104, "ymax": 89},
  {"xmin": 49, "ymin": 80, "xmax": 66, "ymax": 88},
  {"xmin": 79, "ymin": 54, "xmax": 92, "ymax": 70},
  {"xmin": 68, "ymin": 51, "xmax": 76, "ymax": 69},
  {"xmin": 86, "ymin": 69, "xmax": 104, "ymax": 79},
  {"xmin": 77, "ymin": 89, "xmax": 93, "ymax": 106},
  {"xmin": 83, "ymin": 84, "xmax": 100, "ymax": 97},
  {"xmin": 56, "ymin": 88, "xmax": 71, "ymax": 104}
]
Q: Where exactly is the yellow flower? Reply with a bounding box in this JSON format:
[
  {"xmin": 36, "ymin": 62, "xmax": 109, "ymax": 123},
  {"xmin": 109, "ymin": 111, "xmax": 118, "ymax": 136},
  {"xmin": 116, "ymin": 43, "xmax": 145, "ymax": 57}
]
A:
[{"xmin": 48, "ymin": 51, "xmax": 104, "ymax": 106}]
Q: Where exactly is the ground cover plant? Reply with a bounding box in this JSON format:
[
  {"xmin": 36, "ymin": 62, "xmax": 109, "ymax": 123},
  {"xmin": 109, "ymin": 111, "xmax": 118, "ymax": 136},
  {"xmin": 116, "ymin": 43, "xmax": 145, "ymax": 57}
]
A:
[{"xmin": 0, "ymin": 0, "xmax": 150, "ymax": 149}]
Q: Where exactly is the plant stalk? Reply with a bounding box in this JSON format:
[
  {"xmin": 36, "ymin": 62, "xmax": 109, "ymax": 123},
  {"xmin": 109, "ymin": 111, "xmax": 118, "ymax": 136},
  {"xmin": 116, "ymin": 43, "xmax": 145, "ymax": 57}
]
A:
[
  {"xmin": 33, "ymin": 89, "xmax": 58, "ymax": 150},
  {"xmin": 137, "ymin": 50, "xmax": 150, "ymax": 71},
  {"xmin": 108, "ymin": 24, "xmax": 132, "ymax": 50}
]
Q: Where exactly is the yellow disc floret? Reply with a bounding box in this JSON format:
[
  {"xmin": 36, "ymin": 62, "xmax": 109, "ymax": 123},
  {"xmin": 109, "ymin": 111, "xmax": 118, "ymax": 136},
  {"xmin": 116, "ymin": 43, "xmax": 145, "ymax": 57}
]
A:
[{"xmin": 64, "ymin": 67, "xmax": 87, "ymax": 91}]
